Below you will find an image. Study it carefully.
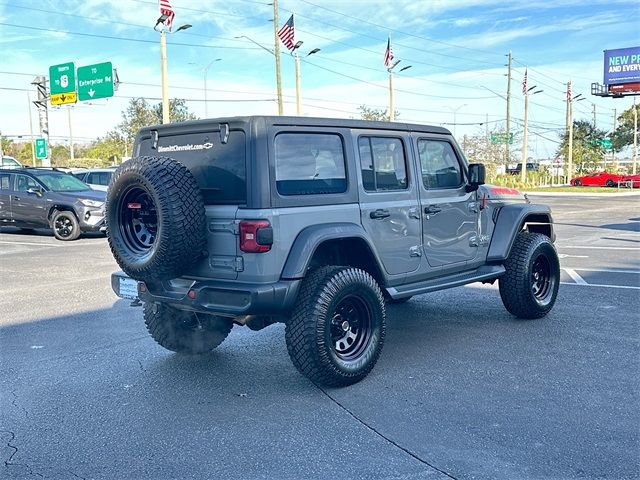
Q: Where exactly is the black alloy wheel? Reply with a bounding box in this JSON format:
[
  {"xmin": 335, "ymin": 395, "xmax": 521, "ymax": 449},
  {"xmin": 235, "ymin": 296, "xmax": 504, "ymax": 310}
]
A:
[
  {"xmin": 118, "ymin": 185, "xmax": 158, "ymax": 255},
  {"xmin": 530, "ymin": 253, "xmax": 555, "ymax": 306},
  {"xmin": 330, "ymin": 295, "xmax": 373, "ymax": 362},
  {"xmin": 285, "ymin": 266, "xmax": 386, "ymax": 387},
  {"xmin": 499, "ymin": 232, "xmax": 560, "ymax": 319},
  {"xmin": 52, "ymin": 211, "xmax": 80, "ymax": 241}
]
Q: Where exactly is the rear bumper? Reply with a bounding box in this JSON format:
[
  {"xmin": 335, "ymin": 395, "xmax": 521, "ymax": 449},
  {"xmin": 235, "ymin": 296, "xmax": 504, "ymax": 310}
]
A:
[{"xmin": 111, "ymin": 271, "xmax": 301, "ymax": 317}]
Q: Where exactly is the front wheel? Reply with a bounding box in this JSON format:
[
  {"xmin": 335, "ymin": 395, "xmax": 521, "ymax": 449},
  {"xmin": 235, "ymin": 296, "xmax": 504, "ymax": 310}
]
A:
[
  {"xmin": 285, "ymin": 266, "xmax": 386, "ymax": 387},
  {"xmin": 144, "ymin": 302, "xmax": 233, "ymax": 354},
  {"xmin": 499, "ymin": 232, "xmax": 560, "ymax": 319},
  {"xmin": 605, "ymin": 179, "xmax": 615, "ymax": 187},
  {"xmin": 573, "ymin": 179, "xmax": 581, "ymax": 186},
  {"xmin": 52, "ymin": 211, "xmax": 80, "ymax": 241}
]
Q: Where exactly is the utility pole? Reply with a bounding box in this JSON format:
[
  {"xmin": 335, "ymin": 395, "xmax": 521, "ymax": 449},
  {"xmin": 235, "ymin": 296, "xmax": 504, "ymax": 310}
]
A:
[
  {"xmin": 295, "ymin": 53, "xmax": 301, "ymax": 115},
  {"xmin": 68, "ymin": 106, "xmax": 75, "ymax": 162},
  {"xmin": 567, "ymin": 81, "xmax": 573, "ymax": 182},
  {"xmin": 388, "ymin": 70, "xmax": 394, "ymax": 121},
  {"xmin": 633, "ymin": 98, "xmax": 637, "ymax": 175},
  {"xmin": 612, "ymin": 108, "xmax": 617, "ymax": 168},
  {"xmin": 592, "ymin": 103, "xmax": 596, "ymax": 128},
  {"xmin": 521, "ymin": 89, "xmax": 530, "ymax": 183},
  {"xmin": 272, "ymin": 0, "xmax": 283, "ymax": 115},
  {"xmin": 160, "ymin": 30, "xmax": 169, "ymax": 124},
  {"xmin": 27, "ymin": 93, "xmax": 36, "ymax": 166},
  {"xmin": 505, "ymin": 51, "xmax": 512, "ymax": 165},
  {"xmin": 32, "ymin": 75, "xmax": 50, "ymax": 167}
]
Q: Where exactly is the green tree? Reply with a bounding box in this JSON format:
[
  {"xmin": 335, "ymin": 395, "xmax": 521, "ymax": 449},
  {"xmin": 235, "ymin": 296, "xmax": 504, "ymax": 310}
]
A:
[
  {"xmin": 114, "ymin": 97, "xmax": 197, "ymax": 155},
  {"xmin": 84, "ymin": 131, "xmax": 128, "ymax": 166},
  {"xmin": 358, "ymin": 105, "xmax": 399, "ymax": 122},
  {"xmin": 557, "ymin": 120, "xmax": 607, "ymax": 173},
  {"xmin": 611, "ymin": 103, "xmax": 639, "ymax": 152}
]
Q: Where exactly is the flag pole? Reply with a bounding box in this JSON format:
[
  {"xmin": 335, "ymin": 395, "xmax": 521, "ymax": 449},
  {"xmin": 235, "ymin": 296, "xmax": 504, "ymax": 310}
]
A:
[{"xmin": 272, "ymin": 0, "xmax": 283, "ymax": 115}]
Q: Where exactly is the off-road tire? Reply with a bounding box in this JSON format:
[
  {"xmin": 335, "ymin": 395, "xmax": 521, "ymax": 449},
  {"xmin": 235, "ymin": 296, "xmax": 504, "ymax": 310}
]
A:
[
  {"xmin": 106, "ymin": 156, "xmax": 207, "ymax": 282},
  {"xmin": 144, "ymin": 302, "xmax": 233, "ymax": 354},
  {"xmin": 52, "ymin": 210, "xmax": 81, "ymax": 241},
  {"xmin": 285, "ymin": 266, "xmax": 386, "ymax": 387},
  {"xmin": 499, "ymin": 232, "xmax": 560, "ymax": 319}
]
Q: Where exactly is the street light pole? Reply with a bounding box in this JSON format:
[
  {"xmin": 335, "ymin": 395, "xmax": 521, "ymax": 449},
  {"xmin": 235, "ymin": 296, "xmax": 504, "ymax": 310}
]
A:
[
  {"xmin": 386, "ymin": 61, "xmax": 410, "ymax": 122},
  {"xmin": 155, "ymin": 17, "xmax": 191, "ymax": 124},
  {"xmin": 160, "ymin": 29, "xmax": 169, "ymax": 124},
  {"xmin": 272, "ymin": 0, "xmax": 283, "ymax": 115},
  {"xmin": 521, "ymin": 86, "xmax": 542, "ymax": 183},
  {"xmin": 447, "ymin": 104, "xmax": 467, "ymax": 139}
]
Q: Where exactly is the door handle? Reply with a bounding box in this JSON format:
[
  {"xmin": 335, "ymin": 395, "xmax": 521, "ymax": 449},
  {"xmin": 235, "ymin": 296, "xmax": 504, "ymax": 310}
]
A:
[
  {"xmin": 370, "ymin": 209, "xmax": 391, "ymax": 219},
  {"xmin": 424, "ymin": 205, "xmax": 442, "ymax": 215}
]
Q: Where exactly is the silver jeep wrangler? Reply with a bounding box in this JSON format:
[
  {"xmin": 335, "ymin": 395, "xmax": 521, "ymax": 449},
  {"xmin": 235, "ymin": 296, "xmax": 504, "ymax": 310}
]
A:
[{"xmin": 108, "ymin": 116, "xmax": 559, "ymax": 387}]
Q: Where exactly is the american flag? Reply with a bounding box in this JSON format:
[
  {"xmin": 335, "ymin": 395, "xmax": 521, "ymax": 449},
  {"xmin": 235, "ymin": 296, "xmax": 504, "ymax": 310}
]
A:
[
  {"xmin": 522, "ymin": 69, "xmax": 527, "ymax": 95},
  {"xmin": 384, "ymin": 37, "xmax": 394, "ymax": 69},
  {"xmin": 567, "ymin": 81, "xmax": 572, "ymax": 102},
  {"xmin": 159, "ymin": 0, "xmax": 175, "ymax": 31},
  {"xmin": 278, "ymin": 15, "xmax": 295, "ymax": 50}
]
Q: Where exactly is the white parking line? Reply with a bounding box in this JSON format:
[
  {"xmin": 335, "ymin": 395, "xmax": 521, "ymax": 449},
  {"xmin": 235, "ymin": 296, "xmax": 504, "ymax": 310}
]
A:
[
  {"xmin": 571, "ymin": 267, "xmax": 640, "ymax": 275},
  {"xmin": 0, "ymin": 240, "xmax": 62, "ymax": 247},
  {"xmin": 559, "ymin": 245, "xmax": 640, "ymax": 250},
  {"xmin": 560, "ymin": 282, "xmax": 640, "ymax": 290},
  {"xmin": 564, "ymin": 268, "xmax": 588, "ymax": 285}
]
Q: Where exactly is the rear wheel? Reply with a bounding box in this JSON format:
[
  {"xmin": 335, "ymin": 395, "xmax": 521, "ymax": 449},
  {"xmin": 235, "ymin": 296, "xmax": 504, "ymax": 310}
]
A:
[
  {"xmin": 52, "ymin": 211, "xmax": 80, "ymax": 241},
  {"xmin": 499, "ymin": 232, "xmax": 560, "ymax": 319},
  {"xmin": 285, "ymin": 266, "xmax": 386, "ymax": 387},
  {"xmin": 573, "ymin": 179, "xmax": 581, "ymax": 186},
  {"xmin": 144, "ymin": 302, "xmax": 233, "ymax": 354}
]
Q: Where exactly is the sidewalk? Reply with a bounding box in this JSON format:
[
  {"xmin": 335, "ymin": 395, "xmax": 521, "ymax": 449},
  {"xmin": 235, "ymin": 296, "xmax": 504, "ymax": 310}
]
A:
[{"xmin": 524, "ymin": 189, "xmax": 640, "ymax": 197}]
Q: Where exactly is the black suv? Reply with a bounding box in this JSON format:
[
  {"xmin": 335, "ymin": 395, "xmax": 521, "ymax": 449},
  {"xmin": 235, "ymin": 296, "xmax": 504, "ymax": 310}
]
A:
[
  {"xmin": 0, "ymin": 168, "xmax": 106, "ymax": 240},
  {"xmin": 107, "ymin": 116, "xmax": 559, "ymax": 387}
]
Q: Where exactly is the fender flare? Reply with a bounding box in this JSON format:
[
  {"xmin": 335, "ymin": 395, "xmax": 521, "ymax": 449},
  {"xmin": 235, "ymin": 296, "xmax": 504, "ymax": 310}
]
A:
[
  {"xmin": 487, "ymin": 204, "xmax": 555, "ymax": 262},
  {"xmin": 281, "ymin": 223, "xmax": 385, "ymax": 280}
]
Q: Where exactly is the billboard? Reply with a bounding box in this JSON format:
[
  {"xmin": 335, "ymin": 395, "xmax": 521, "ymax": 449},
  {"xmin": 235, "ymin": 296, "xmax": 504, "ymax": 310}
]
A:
[{"xmin": 603, "ymin": 46, "xmax": 640, "ymax": 86}]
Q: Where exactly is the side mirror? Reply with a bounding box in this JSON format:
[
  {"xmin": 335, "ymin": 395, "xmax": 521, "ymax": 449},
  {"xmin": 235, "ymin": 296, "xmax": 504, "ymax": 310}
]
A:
[
  {"xmin": 465, "ymin": 163, "xmax": 486, "ymax": 192},
  {"xmin": 27, "ymin": 187, "xmax": 43, "ymax": 197}
]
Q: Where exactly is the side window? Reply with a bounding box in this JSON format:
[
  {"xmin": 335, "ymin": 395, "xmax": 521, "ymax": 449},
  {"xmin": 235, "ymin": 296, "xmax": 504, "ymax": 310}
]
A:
[
  {"xmin": 15, "ymin": 175, "xmax": 39, "ymax": 192},
  {"xmin": 274, "ymin": 133, "xmax": 346, "ymax": 196},
  {"xmin": 0, "ymin": 173, "xmax": 10, "ymax": 190},
  {"xmin": 87, "ymin": 172, "xmax": 110, "ymax": 185},
  {"xmin": 358, "ymin": 137, "xmax": 407, "ymax": 192},
  {"xmin": 417, "ymin": 139, "xmax": 463, "ymax": 189}
]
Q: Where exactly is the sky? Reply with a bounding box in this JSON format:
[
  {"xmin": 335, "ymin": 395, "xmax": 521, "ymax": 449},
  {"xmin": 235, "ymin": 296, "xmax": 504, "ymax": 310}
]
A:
[{"xmin": 1, "ymin": 0, "xmax": 639, "ymax": 161}]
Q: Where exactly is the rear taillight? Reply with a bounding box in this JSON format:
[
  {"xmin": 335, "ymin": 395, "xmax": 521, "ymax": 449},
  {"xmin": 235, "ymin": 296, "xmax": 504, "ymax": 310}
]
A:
[{"xmin": 239, "ymin": 220, "xmax": 273, "ymax": 253}]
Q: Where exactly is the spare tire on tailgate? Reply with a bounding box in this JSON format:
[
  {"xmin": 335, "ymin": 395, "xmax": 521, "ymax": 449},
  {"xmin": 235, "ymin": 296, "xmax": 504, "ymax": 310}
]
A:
[{"xmin": 106, "ymin": 156, "xmax": 207, "ymax": 282}]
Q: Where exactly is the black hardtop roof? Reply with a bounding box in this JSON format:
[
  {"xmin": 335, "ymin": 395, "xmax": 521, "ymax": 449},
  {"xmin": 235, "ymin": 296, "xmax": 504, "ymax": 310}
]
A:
[{"xmin": 136, "ymin": 115, "xmax": 452, "ymax": 137}]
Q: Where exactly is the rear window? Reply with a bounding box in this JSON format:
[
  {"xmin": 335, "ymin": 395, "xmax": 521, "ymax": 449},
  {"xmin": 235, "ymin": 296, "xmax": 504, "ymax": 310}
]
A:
[
  {"xmin": 138, "ymin": 130, "xmax": 246, "ymax": 205},
  {"xmin": 274, "ymin": 133, "xmax": 346, "ymax": 196}
]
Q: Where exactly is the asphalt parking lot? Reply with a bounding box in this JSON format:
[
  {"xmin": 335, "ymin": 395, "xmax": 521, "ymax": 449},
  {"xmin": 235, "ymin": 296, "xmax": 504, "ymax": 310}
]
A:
[{"xmin": 1, "ymin": 194, "xmax": 639, "ymax": 480}]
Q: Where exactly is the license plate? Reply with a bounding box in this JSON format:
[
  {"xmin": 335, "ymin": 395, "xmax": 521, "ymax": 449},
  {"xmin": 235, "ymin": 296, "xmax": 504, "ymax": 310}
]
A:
[{"xmin": 118, "ymin": 277, "xmax": 139, "ymax": 300}]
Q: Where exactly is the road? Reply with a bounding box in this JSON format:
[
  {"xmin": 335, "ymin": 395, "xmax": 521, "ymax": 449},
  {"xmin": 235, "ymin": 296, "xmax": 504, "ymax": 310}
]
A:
[{"xmin": 1, "ymin": 194, "xmax": 638, "ymax": 480}]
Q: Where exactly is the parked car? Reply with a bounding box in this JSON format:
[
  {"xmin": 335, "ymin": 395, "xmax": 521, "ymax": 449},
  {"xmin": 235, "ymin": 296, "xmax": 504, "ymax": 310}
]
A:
[
  {"xmin": 1, "ymin": 156, "xmax": 22, "ymax": 169},
  {"xmin": 570, "ymin": 172, "xmax": 624, "ymax": 187},
  {"xmin": 506, "ymin": 162, "xmax": 540, "ymax": 175},
  {"xmin": 0, "ymin": 168, "xmax": 106, "ymax": 240},
  {"xmin": 618, "ymin": 173, "xmax": 640, "ymax": 188},
  {"xmin": 71, "ymin": 167, "xmax": 117, "ymax": 191},
  {"xmin": 107, "ymin": 115, "xmax": 559, "ymax": 387}
]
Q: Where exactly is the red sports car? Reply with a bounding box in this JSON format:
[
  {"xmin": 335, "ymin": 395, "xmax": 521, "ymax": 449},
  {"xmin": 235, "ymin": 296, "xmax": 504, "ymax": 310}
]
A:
[
  {"xmin": 570, "ymin": 172, "xmax": 624, "ymax": 187},
  {"xmin": 618, "ymin": 173, "xmax": 640, "ymax": 188}
]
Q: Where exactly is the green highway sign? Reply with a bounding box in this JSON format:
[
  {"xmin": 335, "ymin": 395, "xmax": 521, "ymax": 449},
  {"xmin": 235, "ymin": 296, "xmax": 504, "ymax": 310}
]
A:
[
  {"xmin": 34, "ymin": 138, "xmax": 47, "ymax": 159},
  {"xmin": 490, "ymin": 132, "xmax": 514, "ymax": 145},
  {"xmin": 49, "ymin": 62, "xmax": 77, "ymax": 105},
  {"xmin": 598, "ymin": 138, "xmax": 612, "ymax": 149},
  {"xmin": 77, "ymin": 62, "xmax": 114, "ymax": 101}
]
